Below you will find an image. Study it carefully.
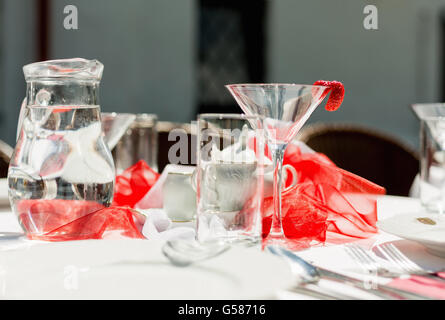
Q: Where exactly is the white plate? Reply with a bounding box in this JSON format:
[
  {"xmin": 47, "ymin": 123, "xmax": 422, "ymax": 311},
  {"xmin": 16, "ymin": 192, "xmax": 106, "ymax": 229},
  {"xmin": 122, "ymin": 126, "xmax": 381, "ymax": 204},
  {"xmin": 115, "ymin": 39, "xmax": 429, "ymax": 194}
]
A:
[
  {"xmin": 377, "ymin": 213, "xmax": 445, "ymax": 257},
  {"xmin": 0, "ymin": 239, "xmax": 292, "ymax": 299}
]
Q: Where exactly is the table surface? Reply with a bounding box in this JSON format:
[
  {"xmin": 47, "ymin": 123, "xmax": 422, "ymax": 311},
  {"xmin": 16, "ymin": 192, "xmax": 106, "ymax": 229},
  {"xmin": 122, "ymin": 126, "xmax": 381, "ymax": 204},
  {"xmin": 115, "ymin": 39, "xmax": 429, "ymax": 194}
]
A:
[{"xmin": 0, "ymin": 195, "xmax": 443, "ymax": 300}]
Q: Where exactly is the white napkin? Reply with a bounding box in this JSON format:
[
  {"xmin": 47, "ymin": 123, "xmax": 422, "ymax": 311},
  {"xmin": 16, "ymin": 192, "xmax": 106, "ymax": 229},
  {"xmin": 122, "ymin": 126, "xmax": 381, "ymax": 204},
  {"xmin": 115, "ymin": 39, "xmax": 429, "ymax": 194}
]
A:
[{"xmin": 137, "ymin": 208, "xmax": 195, "ymax": 241}]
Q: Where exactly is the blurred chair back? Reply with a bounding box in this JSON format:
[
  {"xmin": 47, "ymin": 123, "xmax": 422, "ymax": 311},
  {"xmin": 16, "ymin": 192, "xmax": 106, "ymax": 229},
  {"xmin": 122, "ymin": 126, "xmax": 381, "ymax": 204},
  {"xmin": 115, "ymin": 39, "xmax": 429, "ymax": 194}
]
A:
[
  {"xmin": 157, "ymin": 121, "xmax": 196, "ymax": 172},
  {"xmin": 297, "ymin": 123, "xmax": 419, "ymax": 196},
  {"xmin": 0, "ymin": 140, "xmax": 13, "ymax": 178}
]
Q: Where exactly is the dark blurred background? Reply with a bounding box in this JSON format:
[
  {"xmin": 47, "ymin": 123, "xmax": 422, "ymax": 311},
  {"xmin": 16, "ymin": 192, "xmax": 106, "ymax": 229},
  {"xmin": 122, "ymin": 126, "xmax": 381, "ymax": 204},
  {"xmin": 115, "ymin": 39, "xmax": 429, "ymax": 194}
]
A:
[{"xmin": 0, "ymin": 0, "xmax": 443, "ymax": 150}]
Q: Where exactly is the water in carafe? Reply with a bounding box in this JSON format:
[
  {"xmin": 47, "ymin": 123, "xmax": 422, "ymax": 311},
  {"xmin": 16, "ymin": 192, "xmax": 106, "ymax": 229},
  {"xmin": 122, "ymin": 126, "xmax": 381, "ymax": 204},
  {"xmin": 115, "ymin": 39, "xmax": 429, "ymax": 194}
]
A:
[{"xmin": 8, "ymin": 58, "xmax": 115, "ymax": 237}]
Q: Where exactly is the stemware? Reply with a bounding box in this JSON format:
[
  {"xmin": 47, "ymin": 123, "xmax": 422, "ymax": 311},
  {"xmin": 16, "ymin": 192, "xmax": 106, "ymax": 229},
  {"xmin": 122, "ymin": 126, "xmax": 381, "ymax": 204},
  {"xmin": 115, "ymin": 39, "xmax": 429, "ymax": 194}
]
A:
[
  {"xmin": 101, "ymin": 112, "xmax": 136, "ymax": 151},
  {"xmin": 226, "ymin": 84, "xmax": 329, "ymax": 249},
  {"xmin": 112, "ymin": 113, "xmax": 158, "ymax": 173},
  {"xmin": 412, "ymin": 103, "xmax": 445, "ymax": 213}
]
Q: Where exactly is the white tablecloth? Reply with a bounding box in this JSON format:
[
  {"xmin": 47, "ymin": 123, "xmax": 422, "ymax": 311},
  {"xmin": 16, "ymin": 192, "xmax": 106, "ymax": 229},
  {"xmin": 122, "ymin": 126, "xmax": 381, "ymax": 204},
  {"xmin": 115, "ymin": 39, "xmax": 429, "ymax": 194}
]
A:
[
  {"xmin": 297, "ymin": 195, "xmax": 445, "ymax": 272},
  {"xmin": 1, "ymin": 195, "xmax": 445, "ymax": 299}
]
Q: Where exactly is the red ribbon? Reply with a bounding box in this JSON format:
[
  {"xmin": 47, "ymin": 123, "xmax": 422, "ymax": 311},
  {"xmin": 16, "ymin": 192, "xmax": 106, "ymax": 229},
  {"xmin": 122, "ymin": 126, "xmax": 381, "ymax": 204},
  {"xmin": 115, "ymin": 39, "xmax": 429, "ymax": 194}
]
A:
[
  {"xmin": 19, "ymin": 160, "xmax": 158, "ymax": 241},
  {"xmin": 263, "ymin": 143, "xmax": 385, "ymax": 246},
  {"xmin": 19, "ymin": 148, "xmax": 384, "ymax": 243}
]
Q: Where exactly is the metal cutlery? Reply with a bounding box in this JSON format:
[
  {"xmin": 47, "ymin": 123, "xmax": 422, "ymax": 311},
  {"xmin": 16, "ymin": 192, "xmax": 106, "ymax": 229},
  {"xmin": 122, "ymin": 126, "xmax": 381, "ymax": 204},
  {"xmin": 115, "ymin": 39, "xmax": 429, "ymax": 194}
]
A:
[
  {"xmin": 267, "ymin": 246, "xmax": 360, "ymax": 300},
  {"xmin": 346, "ymin": 243, "xmax": 445, "ymax": 297},
  {"xmin": 267, "ymin": 245, "xmax": 430, "ymax": 300},
  {"xmin": 279, "ymin": 286, "xmax": 346, "ymax": 300},
  {"xmin": 164, "ymin": 241, "xmax": 358, "ymax": 299},
  {"xmin": 345, "ymin": 244, "xmax": 406, "ymax": 278},
  {"xmin": 376, "ymin": 243, "xmax": 445, "ymax": 281},
  {"xmin": 162, "ymin": 239, "xmax": 230, "ymax": 267},
  {"xmin": 162, "ymin": 239, "xmax": 434, "ymax": 299},
  {"xmin": 0, "ymin": 232, "xmax": 24, "ymax": 240}
]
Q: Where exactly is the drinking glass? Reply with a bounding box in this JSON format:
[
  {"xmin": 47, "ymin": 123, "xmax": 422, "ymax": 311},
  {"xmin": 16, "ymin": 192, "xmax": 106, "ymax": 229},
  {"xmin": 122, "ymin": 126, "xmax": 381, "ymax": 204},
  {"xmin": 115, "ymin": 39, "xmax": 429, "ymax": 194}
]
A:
[
  {"xmin": 226, "ymin": 84, "xmax": 329, "ymax": 249},
  {"xmin": 196, "ymin": 114, "xmax": 264, "ymax": 244},
  {"xmin": 412, "ymin": 103, "xmax": 445, "ymax": 213},
  {"xmin": 8, "ymin": 58, "xmax": 115, "ymax": 238},
  {"xmin": 101, "ymin": 112, "xmax": 136, "ymax": 151},
  {"xmin": 112, "ymin": 113, "xmax": 158, "ymax": 173}
]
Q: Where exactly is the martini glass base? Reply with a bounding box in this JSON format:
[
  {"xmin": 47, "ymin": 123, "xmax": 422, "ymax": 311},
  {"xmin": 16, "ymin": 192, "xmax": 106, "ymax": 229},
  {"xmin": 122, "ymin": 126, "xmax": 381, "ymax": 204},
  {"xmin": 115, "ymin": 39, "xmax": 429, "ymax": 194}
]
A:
[
  {"xmin": 220, "ymin": 235, "xmax": 261, "ymax": 248},
  {"xmin": 262, "ymin": 234, "xmax": 311, "ymax": 252}
]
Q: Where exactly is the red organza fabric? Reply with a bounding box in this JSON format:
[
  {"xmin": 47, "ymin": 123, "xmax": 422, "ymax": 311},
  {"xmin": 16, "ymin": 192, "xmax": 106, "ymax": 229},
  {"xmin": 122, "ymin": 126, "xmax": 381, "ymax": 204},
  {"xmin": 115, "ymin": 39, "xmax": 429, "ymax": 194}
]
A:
[
  {"xmin": 20, "ymin": 146, "xmax": 384, "ymax": 243},
  {"xmin": 263, "ymin": 143, "xmax": 385, "ymax": 246},
  {"xmin": 19, "ymin": 160, "xmax": 158, "ymax": 241},
  {"xmin": 18, "ymin": 199, "xmax": 105, "ymax": 234},
  {"xmin": 25, "ymin": 205, "xmax": 145, "ymax": 241},
  {"xmin": 112, "ymin": 160, "xmax": 160, "ymax": 207}
]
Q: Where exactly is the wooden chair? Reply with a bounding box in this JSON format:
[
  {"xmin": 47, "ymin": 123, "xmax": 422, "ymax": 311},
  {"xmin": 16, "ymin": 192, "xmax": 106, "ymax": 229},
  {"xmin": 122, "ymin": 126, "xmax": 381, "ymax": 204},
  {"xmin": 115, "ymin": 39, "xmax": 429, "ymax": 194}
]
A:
[
  {"xmin": 0, "ymin": 140, "xmax": 13, "ymax": 178},
  {"xmin": 297, "ymin": 123, "xmax": 419, "ymax": 196},
  {"xmin": 156, "ymin": 121, "xmax": 196, "ymax": 172}
]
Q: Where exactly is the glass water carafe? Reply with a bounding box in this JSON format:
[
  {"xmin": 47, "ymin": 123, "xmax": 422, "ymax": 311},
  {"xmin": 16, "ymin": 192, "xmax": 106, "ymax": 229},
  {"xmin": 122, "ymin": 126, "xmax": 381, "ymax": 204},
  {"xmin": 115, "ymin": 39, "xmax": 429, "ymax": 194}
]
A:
[{"xmin": 8, "ymin": 58, "xmax": 115, "ymax": 238}]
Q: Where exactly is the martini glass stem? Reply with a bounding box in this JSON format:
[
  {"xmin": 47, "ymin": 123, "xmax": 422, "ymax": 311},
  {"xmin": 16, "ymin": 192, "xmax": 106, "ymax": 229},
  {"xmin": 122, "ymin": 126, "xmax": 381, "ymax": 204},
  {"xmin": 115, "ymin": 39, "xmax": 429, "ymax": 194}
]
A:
[{"xmin": 269, "ymin": 144, "xmax": 287, "ymax": 239}]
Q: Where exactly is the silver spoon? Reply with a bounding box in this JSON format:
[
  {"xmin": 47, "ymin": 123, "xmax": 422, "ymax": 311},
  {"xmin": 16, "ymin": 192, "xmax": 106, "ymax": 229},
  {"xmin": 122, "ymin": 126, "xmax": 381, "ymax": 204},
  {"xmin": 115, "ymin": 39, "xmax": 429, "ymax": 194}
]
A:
[
  {"xmin": 0, "ymin": 232, "xmax": 24, "ymax": 240},
  {"xmin": 162, "ymin": 240, "xmax": 230, "ymax": 267}
]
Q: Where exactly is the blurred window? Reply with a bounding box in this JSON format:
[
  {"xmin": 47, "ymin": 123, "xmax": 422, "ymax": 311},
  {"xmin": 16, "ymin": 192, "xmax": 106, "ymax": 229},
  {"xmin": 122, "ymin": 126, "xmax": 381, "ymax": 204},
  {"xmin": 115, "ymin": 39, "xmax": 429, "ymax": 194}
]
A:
[{"xmin": 197, "ymin": 0, "xmax": 267, "ymax": 114}]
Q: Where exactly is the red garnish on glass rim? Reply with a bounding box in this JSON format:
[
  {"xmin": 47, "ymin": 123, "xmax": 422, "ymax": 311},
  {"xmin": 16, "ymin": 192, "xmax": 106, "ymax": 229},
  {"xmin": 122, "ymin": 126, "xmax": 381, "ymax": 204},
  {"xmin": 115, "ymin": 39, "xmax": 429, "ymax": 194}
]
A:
[{"xmin": 313, "ymin": 80, "xmax": 345, "ymax": 111}]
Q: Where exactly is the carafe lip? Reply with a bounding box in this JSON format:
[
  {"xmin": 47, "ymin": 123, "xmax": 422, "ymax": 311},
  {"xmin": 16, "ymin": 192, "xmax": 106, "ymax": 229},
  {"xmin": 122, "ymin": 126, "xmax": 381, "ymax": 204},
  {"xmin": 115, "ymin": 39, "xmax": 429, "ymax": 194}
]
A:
[{"xmin": 23, "ymin": 58, "xmax": 103, "ymax": 82}]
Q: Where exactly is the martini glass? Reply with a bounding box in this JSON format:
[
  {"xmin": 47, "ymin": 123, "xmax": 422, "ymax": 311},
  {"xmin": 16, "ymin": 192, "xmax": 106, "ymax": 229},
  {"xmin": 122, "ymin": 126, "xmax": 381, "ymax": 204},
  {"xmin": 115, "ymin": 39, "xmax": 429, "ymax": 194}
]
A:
[{"xmin": 226, "ymin": 83, "xmax": 329, "ymax": 248}]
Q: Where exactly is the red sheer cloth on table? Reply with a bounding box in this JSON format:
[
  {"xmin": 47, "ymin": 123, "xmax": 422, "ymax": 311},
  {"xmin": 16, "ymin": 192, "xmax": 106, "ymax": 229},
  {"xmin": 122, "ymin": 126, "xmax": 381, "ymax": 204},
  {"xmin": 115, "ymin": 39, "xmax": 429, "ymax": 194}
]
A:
[
  {"xmin": 262, "ymin": 143, "xmax": 386, "ymax": 248},
  {"xmin": 19, "ymin": 145, "xmax": 385, "ymax": 243},
  {"xmin": 18, "ymin": 160, "xmax": 158, "ymax": 241},
  {"xmin": 112, "ymin": 160, "xmax": 159, "ymax": 207},
  {"xmin": 23, "ymin": 204, "xmax": 146, "ymax": 241}
]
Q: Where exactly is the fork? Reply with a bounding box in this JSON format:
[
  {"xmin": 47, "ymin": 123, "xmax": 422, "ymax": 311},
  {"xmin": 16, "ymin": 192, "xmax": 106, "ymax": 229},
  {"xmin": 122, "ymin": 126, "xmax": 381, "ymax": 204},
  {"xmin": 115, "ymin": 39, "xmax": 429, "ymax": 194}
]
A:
[
  {"xmin": 376, "ymin": 243, "xmax": 445, "ymax": 281},
  {"xmin": 268, "ymin": 246, "xmax": 428, "ymax": 300},
  {"xmin": 346, "ymin": 243, "xmax": 445, "ymax": 282},
  {"xmin": 345, "ymin": 244, "xmax": 403, "ymax": 278}
]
